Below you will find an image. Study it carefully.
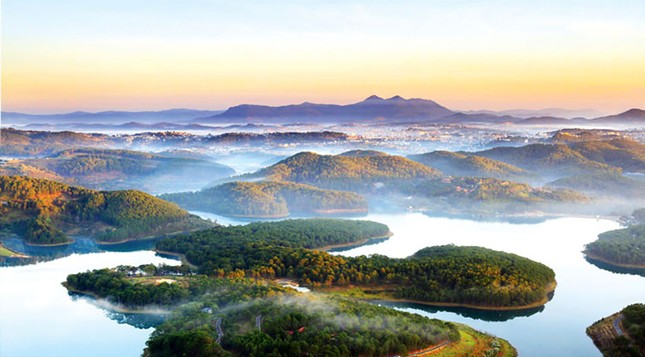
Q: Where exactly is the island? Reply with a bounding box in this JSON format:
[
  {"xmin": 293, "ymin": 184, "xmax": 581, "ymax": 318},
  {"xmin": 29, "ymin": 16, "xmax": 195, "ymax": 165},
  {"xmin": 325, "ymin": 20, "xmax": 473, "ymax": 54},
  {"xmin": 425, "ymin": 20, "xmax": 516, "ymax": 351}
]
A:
[
  {"xmin": 64, "ymin": 267, "xmax": 517, "ymax": 357},
  {"xmin": 0, "ymin": 175, "xmax": 214, "ymax": 245},
  {"xmin": 154, "ymin": 219, "xmax": 556, "ymax": 309},
  {"xmin": 584, "ymin": 225, "xmax": 645, "ymax": 270},
  {"xmin": 586, "ymin": 303, "xmax": 645, "ymax": 356},
  {"xmin": 160, "ymin": 181, "xmax": 368, "ymax": 218}
]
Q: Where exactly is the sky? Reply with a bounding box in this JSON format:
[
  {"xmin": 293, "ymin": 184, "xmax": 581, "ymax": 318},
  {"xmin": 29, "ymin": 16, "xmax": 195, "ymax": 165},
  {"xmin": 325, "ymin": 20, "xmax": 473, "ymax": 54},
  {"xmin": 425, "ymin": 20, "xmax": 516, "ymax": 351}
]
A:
[{"xmin": 2, "ymin": 0, "xmax": 644, "ymax": 114}]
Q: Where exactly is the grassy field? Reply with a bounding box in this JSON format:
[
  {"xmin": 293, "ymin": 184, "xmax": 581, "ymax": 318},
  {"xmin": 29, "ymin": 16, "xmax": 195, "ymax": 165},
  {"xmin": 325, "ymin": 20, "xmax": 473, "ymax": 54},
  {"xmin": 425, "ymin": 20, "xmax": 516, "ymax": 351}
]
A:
[{"xmin": 437, "ymin": 324, "xmax": 517, "ymax": 357}]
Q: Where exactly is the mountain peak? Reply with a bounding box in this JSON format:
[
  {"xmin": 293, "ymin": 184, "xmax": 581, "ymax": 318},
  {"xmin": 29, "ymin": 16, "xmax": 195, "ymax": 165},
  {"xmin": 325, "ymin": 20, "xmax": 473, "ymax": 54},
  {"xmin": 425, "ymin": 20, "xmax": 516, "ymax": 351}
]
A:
[
  {"xmin": 363, "ymin": 95, "xmax": 384, "ymax": 101},
  {"xmin": 388, "ymin": 95, "xmax": 405, "ymax": 101}
]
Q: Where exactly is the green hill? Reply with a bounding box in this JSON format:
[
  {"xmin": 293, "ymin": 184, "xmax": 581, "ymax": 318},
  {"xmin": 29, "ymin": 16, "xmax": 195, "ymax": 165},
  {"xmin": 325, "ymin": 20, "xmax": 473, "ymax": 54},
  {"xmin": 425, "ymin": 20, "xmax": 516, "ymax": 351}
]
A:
[
  {"xmin": 584, "ymin": 225, "xmax": 645, "ymax": 268},
  {"xmin": 0, "ymin": 176, "xmax": 213, "ymax": 244},
  {"xmin": 248, "ymin": 151, "xmax": 442, "ymax": 191},
  {"xmin": 408, "ymin": 151, "xmax": 530, "ymax": 181},
  {"xmin": 161, "ymin": 181, "xmax": 367, "ymax": 218},
  {"xmin": 1, "ymin": 148, "xmax": 234, "ymax": 193},
  {"xmin": 568, "ymin": 138, "xmax": 645, "ymax": 173},
  {"xmin": 475, "ymin": 143, "xmax": 619, "ymax": 180},
  {"xmin": 548, "ymin": 172, "xmax": 645, "ymax": 199}
]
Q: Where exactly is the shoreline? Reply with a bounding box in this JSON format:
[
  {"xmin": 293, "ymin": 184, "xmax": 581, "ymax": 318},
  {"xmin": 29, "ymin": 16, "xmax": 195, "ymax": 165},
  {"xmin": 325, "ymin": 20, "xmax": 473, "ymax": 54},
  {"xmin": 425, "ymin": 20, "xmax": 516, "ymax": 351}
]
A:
[
  {"xmin": 318, "ymin": 232, "xmax": 393, "ymax": 251},
  {"xmin": 325, "ymin": 281, "xmax": 557, "ymax": 311},
  {"xmin": 583, "ymin": 252, "xmax": 645, "ymax": 270},
  {"xmin": 64, "ymin": 285, "xmax": 172, "ymax": 315},
  {"xmin": 25, "ymin": 240, "xmax": 74, "ymax": 247},
  {"xmin": 154, "ymin": 249, "xmax": 198, "ymax": 269}
]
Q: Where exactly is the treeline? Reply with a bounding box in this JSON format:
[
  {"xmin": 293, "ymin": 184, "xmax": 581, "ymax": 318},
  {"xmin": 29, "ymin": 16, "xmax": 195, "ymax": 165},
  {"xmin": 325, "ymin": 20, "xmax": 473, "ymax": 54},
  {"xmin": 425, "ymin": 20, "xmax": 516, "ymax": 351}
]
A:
[
  {"xmin": 156, "ymin": 220, "xmax": 555, "ymax": 308},
  {"xmin": 161, "ymin": 181, "xmax": 367, "ymax": 218},
  {"xmin": 141, "ymin": 278, "xmax": 459, "ymax": 357},
  {"xmin": 584, "ymin": 225, "xmax": 645, "ymax": 267},
  {"xmin": 0, "ymin": 176, "xmax": 212, "ymax": 244}
]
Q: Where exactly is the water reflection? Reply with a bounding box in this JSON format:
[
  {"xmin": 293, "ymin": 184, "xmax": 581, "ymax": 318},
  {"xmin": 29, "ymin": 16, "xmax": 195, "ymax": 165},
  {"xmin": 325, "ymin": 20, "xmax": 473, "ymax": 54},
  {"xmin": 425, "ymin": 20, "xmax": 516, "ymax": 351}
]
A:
[
  {"xmin": 377, "ymin": 301, "xmax": 545, "ymax": 322},
  {"xmin": 584, "ymin": 257, "xmax": 645, "ymax": 277}
]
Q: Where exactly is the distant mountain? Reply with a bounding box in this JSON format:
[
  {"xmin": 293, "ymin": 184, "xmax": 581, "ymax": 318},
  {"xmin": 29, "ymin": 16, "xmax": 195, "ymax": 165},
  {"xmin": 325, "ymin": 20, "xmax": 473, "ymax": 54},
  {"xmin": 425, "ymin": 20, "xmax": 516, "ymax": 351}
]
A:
[
  {"xmin": 590, "ymin": 109, "xmax": 645, "ymax": 124},
  {"xmin": 199, "ymin": 95, "xmax": 454, "ymax": 123},
  {"xmin": 2, "ymin": 109, "xmax": 223, "ymax": 125},
  {"xmin": 465, "ymin": 108, "xmax": 604, "ymax": 119}
]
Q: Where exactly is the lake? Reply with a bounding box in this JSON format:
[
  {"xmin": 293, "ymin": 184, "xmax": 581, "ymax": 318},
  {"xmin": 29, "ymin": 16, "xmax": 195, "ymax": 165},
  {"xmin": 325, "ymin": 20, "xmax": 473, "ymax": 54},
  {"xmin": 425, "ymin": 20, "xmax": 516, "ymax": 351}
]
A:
[
  {"xmin": 0, "ymin": 213, "xmax": 642, "ymax": 356},
  {"xmin": 0, "ymin": 252, "xmax": 178, "ymax": 357}
]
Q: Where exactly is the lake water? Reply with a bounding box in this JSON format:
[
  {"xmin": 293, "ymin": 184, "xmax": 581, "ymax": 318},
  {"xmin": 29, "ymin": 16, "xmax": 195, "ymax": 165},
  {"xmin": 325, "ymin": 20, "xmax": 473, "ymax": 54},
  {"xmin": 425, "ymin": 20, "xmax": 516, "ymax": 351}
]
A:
[
  {"xmin": 331, "ymin": 213, "xmax": 643, "ymax": 357},
  {"xmin": 1, "ymin": 213, "xmax": 642, "ymax": 356},
  {"xmin": 0, "ymin": 252, "xmax": 178, "ymax": 357}
]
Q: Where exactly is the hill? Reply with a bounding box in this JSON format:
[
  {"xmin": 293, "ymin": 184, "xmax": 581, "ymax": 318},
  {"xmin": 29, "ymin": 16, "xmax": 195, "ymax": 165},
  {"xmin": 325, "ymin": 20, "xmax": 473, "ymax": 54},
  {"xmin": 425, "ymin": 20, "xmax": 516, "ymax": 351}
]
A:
[
  {"xmin": 201, "ymin": 95, "xmax": 454, "ymax": 123},
  {"xmin": 591, "ymin": 108, "xmax": 645, "ymax": 124},
  {"xmin": 547, "ymin": 172, "xmax": 645, "ymax": 200},
  {"xmin": 567, "ymin": 138, "xmax": 645, "ymax": 173},
  {"xmin": 474, "ymin": 143, "xmax": 619, "ymax": 181},
  {"xmin": 0, "ymin": 148, "xmax": 235, "ymax": 193},
  {"xmin": 584, "ymin": 225, "xmax": 645, "ymax": 269},
  {"xmin": 408, "ymin": 151, "xmax": 530, "ymax": 181},
  {"xmin": 247, "ymin": 151, "xmax": 442, "ymax": 191},
  {"xmin": 63, "ymin": 270, "xmax": 515, "ymax": 357},
  {"xmin": 587, "ymin": 304, "xmax": 645, "ymax": 356},
  {"xmin": 156, "ymin": 221, "xmax": 556, "ymax": 308},
  {"xmin": 0, "ymin": 176, "xmax": 213, "ymax": 245},
  {"xmin": 160, "ymin": 181, "xmax": 368, "ymax": 218}
]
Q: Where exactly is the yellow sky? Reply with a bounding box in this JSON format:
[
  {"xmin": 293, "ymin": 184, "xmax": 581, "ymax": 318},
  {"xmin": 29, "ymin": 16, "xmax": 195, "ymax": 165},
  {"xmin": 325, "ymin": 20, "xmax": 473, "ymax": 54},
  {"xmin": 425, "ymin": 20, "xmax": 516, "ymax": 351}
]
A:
[{"xmin": 2, "ymin": 1, "xmax": 644, "ymax": 114}]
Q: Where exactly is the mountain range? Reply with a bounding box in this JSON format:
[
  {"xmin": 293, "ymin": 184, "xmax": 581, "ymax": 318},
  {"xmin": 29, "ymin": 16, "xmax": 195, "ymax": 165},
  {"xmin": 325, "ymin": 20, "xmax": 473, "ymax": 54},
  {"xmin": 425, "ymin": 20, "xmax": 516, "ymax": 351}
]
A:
[{"xmin": 3, "ymin": 97, "xmax": 643, "ymax": 126}]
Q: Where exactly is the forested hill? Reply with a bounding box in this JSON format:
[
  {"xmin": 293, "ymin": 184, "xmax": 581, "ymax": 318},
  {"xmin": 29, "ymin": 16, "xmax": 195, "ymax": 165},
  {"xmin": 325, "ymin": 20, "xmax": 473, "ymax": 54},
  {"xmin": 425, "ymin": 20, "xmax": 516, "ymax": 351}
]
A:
[
  {"xmin": 584, "ymin": 224, "xmax": 645, "ymax": 269},
  {"xmin": 64, "ymin": 271, "xmax": 488, "ymax": 357},
  {"xmin": 156, "ymin": 220, "xmax": 556, "ymax": 308},
  {"xmin": 160, "ymin": 181, "xmax": 368, "ymax": 218},
  {"xmin": 0, "ymin": 176, "xmax": 213, "ymax": 245},
  {"xmin": 474, "ymin": 143, "xmax": 619, "ymax": 180},
  {"xmin": 1, "ymin": 148, "xmax": 235, "ymax": 193},
  {"xmin": 248, "ymin": 151, "xmax": 442, "ymax": 191},
  {"xmin": 408, "ymin": 151, "xmax": 530, "ymax": 181}
]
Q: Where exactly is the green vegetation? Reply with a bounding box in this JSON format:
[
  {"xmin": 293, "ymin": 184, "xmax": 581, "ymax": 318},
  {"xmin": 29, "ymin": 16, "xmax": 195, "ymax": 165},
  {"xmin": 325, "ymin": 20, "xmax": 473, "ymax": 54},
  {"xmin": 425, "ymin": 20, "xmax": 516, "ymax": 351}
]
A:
[
  {"xmin": 584, "ymin": 225, "xmax": 645, "ymax": 268},
  {"xmin": 156, "ymin": 220, "xmax": 555, "ymax": 308},
  {"xmin": 3, "ymin": 148, "xmax": 234, "ymax": 193},
  {"xmin": 548, "ymin": 172, "xmax": 645, "ymax": 199},
  {"xmin": 161, "ymin": 181, "xmax": 367, "ymax": 218},
  {"xmin": 568, "ymin": 138, "xmax": 645, "ymax": 173},
  {"xmin": 64, "ymin": 269, "xmax": 465, "ymax": 357},
  {"xmin": 0, "ymin": 128, "xmax": 111, "ymax": 157},
  {"xmin": 587, "ymin": 303, "xmax": 645, "ymax": 357},
  {"xmin": 408, "ymin": 151, "xmax": 530, "ymax": 181},
  {"xmin": 249, "ymin": 151, "xmax": 442, "ymax": 191},
  {"xmin": 0, "ymin": 175, "xmax": 213, "ymax": 244},
  {"xmin": 475, "ymin": 143, "xmax": 620, "ymax": 179}
]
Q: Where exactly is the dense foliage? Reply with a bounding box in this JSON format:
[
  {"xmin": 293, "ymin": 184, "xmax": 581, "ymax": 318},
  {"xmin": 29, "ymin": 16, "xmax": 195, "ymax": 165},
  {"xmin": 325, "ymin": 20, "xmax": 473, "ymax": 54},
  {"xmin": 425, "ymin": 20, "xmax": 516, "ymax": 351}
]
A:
[
  {"xmin": 548, "ymin": 172, "xmax": 645, "ymax": 199},
  {"xmin": 0, "ymin": 176, "xmax": 212, "ymax": 244},
  {"xmin": 408, "ymin": 151, "xmax": 529, "ymax": 181},
  {"xmin": 141, "ymin": 279, "xmax": 458, "ymax": 357},
  {"xmin": 250, "ymin": 151, "xmax": 442, "ymax": 191},
  {"xmin": 585, "ymin": 225, "xmax": 645, "ymax": 267},
  {"xmin": 475, "ymin": 143, "xmax": 619, "ymax": 179},
  {"xmin": 621, "ymin": 304, "xmax": 645, "ymax": 354},
  {"xmin": 588, "ymin": 304, "xmax": 645, "ymax": 357},
  {"xmin": 161, "ymin": 181, "xmax": 367, "ymax": 218},
  {"xmin": 3, "ymin": 148, "xmax": 235, "ymax": 193},
  {"xmin": 156, "ymin": 221, "xmax": 555, "ymax": 308},
  {"xmin": 64, "ymin": 269, "xmax": 461, "ymax": 357}
]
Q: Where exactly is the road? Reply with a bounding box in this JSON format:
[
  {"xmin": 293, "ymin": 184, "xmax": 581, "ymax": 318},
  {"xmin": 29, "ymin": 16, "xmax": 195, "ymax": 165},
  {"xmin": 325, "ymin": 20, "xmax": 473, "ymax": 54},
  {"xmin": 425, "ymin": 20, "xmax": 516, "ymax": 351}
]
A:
[
  {"xmin": 613, "ymin": 314, "xmax": 624, "ymax": 336},
  {"xmin": 215, "ymin": 317, "xmax": 224, "ymax": 344}
]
